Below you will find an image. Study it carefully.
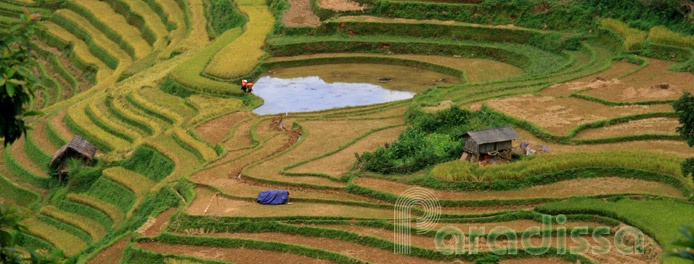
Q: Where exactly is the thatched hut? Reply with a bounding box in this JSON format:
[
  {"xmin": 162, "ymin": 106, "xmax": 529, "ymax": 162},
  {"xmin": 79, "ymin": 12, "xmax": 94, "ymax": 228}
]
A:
[
  {"xmin": 49, "ymin": 136, "xmax": 96, "ymax": 181},
  {"xmin": 460, "ymin": 126, "xmax": 520, "ymax": 162}
]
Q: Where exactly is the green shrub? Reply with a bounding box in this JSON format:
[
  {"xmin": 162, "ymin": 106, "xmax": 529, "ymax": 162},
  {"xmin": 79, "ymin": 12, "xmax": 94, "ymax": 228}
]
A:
[
  {"xmin": 356, "ymin": 107, "xmax": 507, "ymax": 174},
  {"xmin": 66, "ymin": 159, "xmax": 104, "ymax": 193},
  {"xmin": 118, "ymin": 146, "xmax": 175, "ymax": 182},
  {"xmin": 204, "ymin": 0, "xmax": 246, "ymax": 36}
]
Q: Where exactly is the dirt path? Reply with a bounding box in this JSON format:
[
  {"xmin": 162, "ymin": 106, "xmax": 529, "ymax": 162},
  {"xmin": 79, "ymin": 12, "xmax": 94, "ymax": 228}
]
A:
[
  {"xmin": 574, "ymin": 117, "xmax": 679, "ymax": 139},
  {"xmin": 136, "ymin": 241, "xmax": 337, "ymax": 263},
  {"xmin": 205, "ymin": 232, "xmax": 471, "ymax": 263},
  {"xmin": 87, "ymin": 235, "xmax": 130, "ymax": 264},
  {"xmin": 283, "ymin": 0, "xmax": 321, "ymax": 27},
  {"xmin": 484, "ymin": 95, "xmax": 673, "ymax": 135},
  {"xmin": 194, "ymin": 111, "xmax": 253, "ymax": 144},
  {"xmin": 140, "ymin": 207, "xmax": 177, "ymax": 237},
  {"xmin": 582, "ymin": 59, "xmax": 694, "ymax": 102},
  {"xmin": 353, "ymin": 176, "xmax": 684, "ymax": 201},
  {"xmin": 319, "ymin": 0, "xmax": 365, "ymax": 11},
  {"xmin": 540, "ymin": 61, "xmax": 638, "ymax": 96},
  {"xmin": 513, "ymin": 128, "xmax": 694, "ymax": 157},
  {"xmin": 186, "ymin": 187, "xmax": 393, "ymax": 218}
]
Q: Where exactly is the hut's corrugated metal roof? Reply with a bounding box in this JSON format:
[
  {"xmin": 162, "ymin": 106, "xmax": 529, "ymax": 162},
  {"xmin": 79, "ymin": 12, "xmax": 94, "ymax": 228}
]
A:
[
  {"xmin": 49, "ymin": 136, "xmax": 97, "ymax": 166},
  {"xmin": 462, "ymin": 126, "xmax": 520, "ymax": 144}
]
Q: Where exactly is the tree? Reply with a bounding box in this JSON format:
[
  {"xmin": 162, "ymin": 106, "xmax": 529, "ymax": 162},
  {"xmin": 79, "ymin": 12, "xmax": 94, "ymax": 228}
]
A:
[
  {"xmin": 0, "ymin": 9, "xmax": 42, "ymax": 146},
  {"xmin": 0, "ymin": 200, "xmax": 62, "ymax": 263},
  {"xmin": 667, "ymin": 225, "xmax": 694, "ymax": 262},
  {"xmin": 674, "ymin": 92, "xmax": 694, "ymax": 147},
  {"xmin": 674, "ymin": 92, "xmax": 694, "ymax": 181}
]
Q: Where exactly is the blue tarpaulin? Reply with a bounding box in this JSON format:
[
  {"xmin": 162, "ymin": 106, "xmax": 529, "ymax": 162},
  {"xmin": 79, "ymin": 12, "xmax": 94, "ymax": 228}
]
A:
[{"xmin": 257, "ymin": 190, "xmax": 289, "ymax": 205}]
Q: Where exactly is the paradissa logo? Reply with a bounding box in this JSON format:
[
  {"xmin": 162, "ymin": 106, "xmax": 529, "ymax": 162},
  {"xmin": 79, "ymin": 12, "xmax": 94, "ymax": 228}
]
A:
[
  {"xmin": 433, "ymin": 215, "xmax": 645, "ymax": 256},
  {"xmin": 394, "ymin": 188, "xmax": 645, "ymax": 256}
]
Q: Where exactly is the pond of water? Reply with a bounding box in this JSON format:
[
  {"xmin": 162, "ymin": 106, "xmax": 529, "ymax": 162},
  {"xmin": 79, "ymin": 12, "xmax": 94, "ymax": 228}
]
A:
[{"xmin": 252, "ymin": 63, "xmax": 461, "ymax": 114}]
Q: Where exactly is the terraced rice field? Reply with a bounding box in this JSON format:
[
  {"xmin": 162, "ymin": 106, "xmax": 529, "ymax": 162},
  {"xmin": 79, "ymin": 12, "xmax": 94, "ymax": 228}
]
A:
[{"xmin": 1, "ymin": 0, "xmax": 694, "ymax": 263}]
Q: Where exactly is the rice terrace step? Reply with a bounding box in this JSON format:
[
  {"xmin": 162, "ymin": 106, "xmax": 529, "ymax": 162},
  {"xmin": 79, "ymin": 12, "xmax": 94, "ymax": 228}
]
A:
[{"xmin": 0, "ymin": 0, "xmax": 693, "ymax": 263}]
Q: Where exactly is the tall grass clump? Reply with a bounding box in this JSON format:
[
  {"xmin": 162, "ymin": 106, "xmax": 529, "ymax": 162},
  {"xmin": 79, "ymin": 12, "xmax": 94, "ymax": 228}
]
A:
[
  {"xmin": 118, "ymin": 145, "xmax": 174, "ymax": 182},
  {"xmin": 600, "ymin": 19, "xmax": 647, "ymax": 51},
  {"xmin": 648, "ymin": 25, "xmax": 694, "ymax": 48},
  {"xmin": 431, "ymin": 151, "xmax": 683, "ymax": 181}
]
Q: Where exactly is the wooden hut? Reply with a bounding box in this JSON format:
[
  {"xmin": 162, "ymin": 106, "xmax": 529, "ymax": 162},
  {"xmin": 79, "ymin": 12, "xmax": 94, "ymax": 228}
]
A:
[
  {"xmin": 49, "ymin": 136, "xmax": 97, "ymax": 181},
  {"xmin": 460, "ymin": 126, "xmax": 520, "ymax": 162}
]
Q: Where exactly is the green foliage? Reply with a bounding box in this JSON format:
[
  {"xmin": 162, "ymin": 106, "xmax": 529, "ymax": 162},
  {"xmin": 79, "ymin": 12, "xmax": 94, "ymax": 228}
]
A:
[
  {"xmin": 54, "ymin": 199, "xmax": 113, "ymax": 234},
  {"xmin": 120, "ymin": 184, "xmax": 180, "ymax": 233},
  {"xmin": 356, "ymin": 107, "xmax": 506, "ymax": 174},
  {"xmin": 0, "ymin": 173, "xmax": 40, "ymax": 207},
  {"xmin": 667, "ymin": 225, "xmax": 694, "ymax": 261},
  {"xmin": 366, "ymin": 0, "xmax": 694, "ymax": 36},
  {"xmin": 104, "ymin": 96, "xmax": 155, "ymax": 136},
  {"xmin": 674, "ymin": 92, "xmax": 694, "ymax": 147},
  {"xmin": 682, "ymin": 158, "xmax": 694, "ymax": 182},
  {"xmin": 121, "ymin": 246, "xmax": 230, "ymax": 264},
  {"xmin": 84, "ymin": 104, "xmax": 136, "ymax": 143},
  {"xmin": 267, "ymin": 0, "xmax": 289, "ymax": 34},
  {"xmin": 0, "ymin": 200, "xmax": 62, "ymax": 264},
  {"xmin": 159, "ymin": 77, "xmax": 199, "ymax": 98},
  {"xmin": 45, "ymin": 120, "xmax": 68, "ymax": 147},
  {"xmin": 3, "ymin": 146, "xmax": 53, "ymax": 188},
  {"xmin": 267, "ymin": 35, "xmax": 569, "ymax": 75},
  {"xmin": 204, "ymin": 0, "xmax": 246, "ymax": 36},
  {"xmin": 431, "ymin": 151, "xmax": 683, "ymax": 182},
  {"xmin": 65, "ymin": 159, "xmax": 104, "ymax": 193},
  {"xmin": 0, "ymin": 11, "xmax": 42, "ymax": 146},
  {"xmin": 119, "ymin": 146, "xmax": 175, "ymax": 182},
  {"xmin": 37, "ymin": 216, "xmax": 91, "ymax": 245},
  {"xmin": 168, "ymin": 27, "xmax": 244, "ymax": 96},
  {"xmin": 24, "ymin": 131, "xmax": 52, "ymax": 171},
  {"xmin": 600, "ymin": 19, "xmax": 647, "ymax": 51},
  {"xmin": 83, "ymin": 177, "xmax": 135, "ymax": 212},
  {"xmin": 314, "ymin": 21, "xmax": 581, "ymax": 52},
  {"xmin": 474, "ymin": 255, "xmax": 500, "ymax": 264},
  {"xmin": 141, "ymin": 0, "xmax": 177, "ymax": 31}
]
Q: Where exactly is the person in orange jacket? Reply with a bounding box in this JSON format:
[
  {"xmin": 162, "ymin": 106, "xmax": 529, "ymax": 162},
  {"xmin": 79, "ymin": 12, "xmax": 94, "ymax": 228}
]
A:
[
  {"xmin": 241, "ymin": 80, "xmax": 254, "ymax": 94},
  {"xmin": 246, "ymin": 82, "xmax": 254, "ymax": 94}
]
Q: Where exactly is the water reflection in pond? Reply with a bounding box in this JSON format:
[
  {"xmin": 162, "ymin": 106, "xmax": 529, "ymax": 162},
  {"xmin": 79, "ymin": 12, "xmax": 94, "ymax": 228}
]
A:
[{"xmin": 252, "ymin": 64, "xmax": 461, "ymax": 114}]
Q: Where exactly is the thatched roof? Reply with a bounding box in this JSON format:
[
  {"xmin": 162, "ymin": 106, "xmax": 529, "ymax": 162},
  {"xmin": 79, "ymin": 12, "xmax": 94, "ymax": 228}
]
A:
[
  {"xmin": 49, "ymin": 136, "xmax": 97, "ymax": 167},
  {"xmin": 462, "ymin": 126, "xmax": 520, "ymax": 144}
]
